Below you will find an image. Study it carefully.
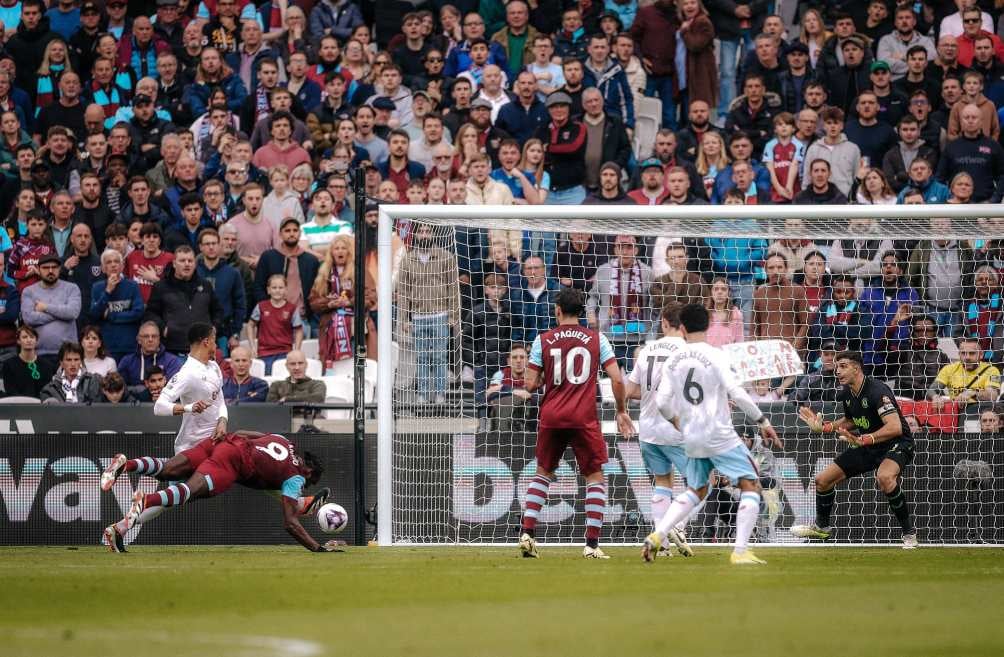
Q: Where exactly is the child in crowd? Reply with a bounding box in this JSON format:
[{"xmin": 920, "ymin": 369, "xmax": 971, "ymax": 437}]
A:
[{"xmin": 250, "ymin": 274, "xmax": 304, "ymax": 375}]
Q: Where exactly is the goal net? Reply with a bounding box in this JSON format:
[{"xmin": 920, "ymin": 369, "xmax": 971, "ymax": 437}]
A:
[{"xmin": 376, "ymin": 204, "xmax": 1004, "ymax": 546}]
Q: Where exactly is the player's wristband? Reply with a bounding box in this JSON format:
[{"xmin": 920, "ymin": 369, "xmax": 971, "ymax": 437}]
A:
[
  {"xmin": 861, "ymin": 433, "xmax": 876, "ymax": 446},
  {"xmin": 183, "ymin": 404, "xmax": 194, "ymax": 414},
  {"xmin": 822, "ymin": 421, "xmax": 834, "ymax": 433},
  {"xmin": 756, "ymin": 417, "xmax": 771, "ymax": 428}
]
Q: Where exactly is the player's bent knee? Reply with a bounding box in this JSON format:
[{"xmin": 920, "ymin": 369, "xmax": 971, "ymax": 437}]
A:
[{"xmin": 875, "ymin": 471, "xmax": 897, "ymax": 491}]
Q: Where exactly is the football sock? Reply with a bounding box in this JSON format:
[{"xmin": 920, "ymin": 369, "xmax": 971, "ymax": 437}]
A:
[
  {"xmin": 521, "ymin": 474, "xmax": 552, "ymax": 535},
  {"xmin": 144, "ymin": 483, "xmax": 192, "ymax": 509},
  {"xmin": 125, "ymin": 457, "xmax": 163, "ymax": 477},
  {"xmin": 651, "ymin": 486, "xmax": 673, "ymax": 526},
  {"xmin": 113, "ymin": 506, "xmax": 167, "ymax": 536},
  {"xmin": 584, "ymin": 481, "xmax": 607, "ymax": 548},
  {"xmin": 885, "ymin": 484, "xmax": 913, "ymax": 533},
  {"xmin": 655, "ymin": 489, "xmax": 701, "ymax": 540},
  {"xmin": 733, "ymin": 491, "xmax": 761, "ymax": 554},
  {"xmin": 815, "ymin": 488, "xmax": 836, "ymax": 528}
]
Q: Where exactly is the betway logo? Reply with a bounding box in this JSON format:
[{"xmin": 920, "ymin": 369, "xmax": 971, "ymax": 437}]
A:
[{"xmin": 1, "ymin": 457, "xmax": 161, "ymax": 540}]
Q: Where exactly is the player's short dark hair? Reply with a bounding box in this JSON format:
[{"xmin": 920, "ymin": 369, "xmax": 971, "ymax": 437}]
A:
[
  {"xmin": 679, "ymin": 303, "xmax": 709, "ymax": 333},
  {"xmin": 139, "ymin": 222, "xmax": 162, "ymax": 239},
  {"xmin": 179, "ymin": 192, "xmax": 202, "ymax": 209},
  {"xmin": 303, "ymin": 451, "xmax": 324, "ymax": 484},
  {"xmin": 661, "ymin": 302, "xmax": 682, "ymax": 328},
  {"xmin": 144, "ymin": 365, "xmax": 165, "ymax": 381},
  {"xmin": 188, "ymin": 322, "xmax": 215, "ymax": 346},
  {"xmin": 554, "ymin": 287, "xmax": 586, "ymax": 317},
  {"xmin": 834, "ymin": 350, "xmax": 864, "ymax": 368}
]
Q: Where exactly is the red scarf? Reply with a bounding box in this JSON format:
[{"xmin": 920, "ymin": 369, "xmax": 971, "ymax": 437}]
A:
[
  {"xmin": 322, "ymin": 270, "xmax": 354, "ymax": 363},
  {"xmin": 610, "ymin": 259, "xmax": 643, "ymax": 323}
]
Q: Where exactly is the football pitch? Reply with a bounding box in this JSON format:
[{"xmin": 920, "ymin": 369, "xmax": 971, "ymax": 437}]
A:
[{"xmin": 2, "ymin": 546, "xmax": 1002, "ymax": 657}]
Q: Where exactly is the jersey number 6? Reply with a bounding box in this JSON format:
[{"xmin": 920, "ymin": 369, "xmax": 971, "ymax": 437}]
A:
[{"xmin": 683, "ymin": 368, "xmax": 704, "ymax": 405}]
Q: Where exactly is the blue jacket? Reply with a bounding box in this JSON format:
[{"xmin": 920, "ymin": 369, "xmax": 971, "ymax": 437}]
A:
[
  {"xmin": 494, "ymin": 98, "xmax": 549, "ymax": 145},
  {"xmin": 859, "ymin": 279, "xmax": 921, "ymax": 366},
  {"xmin": 117, "ymin": 344, "xmax": 182, "ymax": 388},
  {"xmin": 222, "ymin": 374, "xmax": 269, "ymax": 404},
  {"xmin": 509, "ymin": 279, "xmax": 559, "ymax": 344},
  {"xmin": 705, "ymin": 219, "xmax": 769, "ymax": 282},
  {"xmin": 308, "ymin": 0, "xmax": 365, "ymax": 41},
  {"xmin": 583, "ymin": 60, "xmax": 635, "ymax": 128},
  {"xmin": 711, "ymin": 161, "xmax": 772, "ymax": 204},
  {"xmin": 896, "ymin": 176, "xmax": 950, "ymax": 204},
  {"xmin": 198, "ymin": 258, "xmax": 247, "ymax": 340},
  {"xmin": 604, "ymin": 0, "xmax": 638, "ymax": 29},
  {"xmin": 183, "ymin": 72, "xmax": 248, "ymax": 117},
  {"xmin": 90, "ymin": 278, "xmax": 145, "ymax": 356},
  {"xmin": 444, "ymin": 39, "xmax": 509, "ymax": 78}
]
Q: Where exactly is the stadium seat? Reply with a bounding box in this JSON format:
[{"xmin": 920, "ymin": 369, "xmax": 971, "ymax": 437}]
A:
[
  {"xmin": 250, "ymin": 359, "xmax": 266, "ymax": 379},
  {"xmin": 324, "ymin": 358, "xmax": 353, "ymax": 378},
  {"xmin": 0, "ymin": 396, "xmax": 41, "ymax": 404},
  {"xmin": 271, "ymin": 359, "xmax": 289, "ymax": 379},
  {"xmin": 301, "ymin": 339, "xmax": 319, "ymax": 360},
  {"xmin": 322, "ymin": 376, "xmax": 355, "ymax": 418},
  {"xmin": 633, "ymin": 96, "xmax": 662, "ymax": 160}
]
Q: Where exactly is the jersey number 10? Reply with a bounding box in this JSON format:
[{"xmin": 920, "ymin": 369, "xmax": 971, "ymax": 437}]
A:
[{"xmin": 549, "ymin": 347, "xmax": 592, "ymax": 385}]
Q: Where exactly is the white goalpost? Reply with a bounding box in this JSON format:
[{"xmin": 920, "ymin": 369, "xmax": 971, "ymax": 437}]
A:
[{"xmin": 377, "ymin": 204, "xmax": 1004, "ymax": 547}]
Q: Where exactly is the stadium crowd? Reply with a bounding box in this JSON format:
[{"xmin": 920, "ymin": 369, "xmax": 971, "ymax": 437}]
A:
[{"xmin": 0, "ymin": 0, "xmax": 1003, "ymax": 426}]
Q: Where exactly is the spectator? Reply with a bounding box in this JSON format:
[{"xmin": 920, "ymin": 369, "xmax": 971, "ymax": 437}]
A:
[
  {"xmin": 20, "ymin": 253, "xmax": 80, "ymax": 370},
  {"xmin": 929, "ymin": 337, "xmax": 1001, "ymax": 410},
  {"xmin": 136, "ymin": 364, "xmax": 168, "ymax": 403},
  {"xmin": 1, "ymin": 325, "xmax": 54, "ymax": 398},
  {"xmin": 627, "ymin": 158, "xmax": 669, "ymax": 205},
  {"xmin": 762, "ymin": 112, "xmax": 804, "ymax": 203},
  {"xmin": 266, "ymin": 348, "xmax": 325, "ymax": 402},
  {"xmin": 254, "ymin": 218, "xmax": 320, "ymax": 331},
  {"xmin": 60, "ymin": 223, "xmax": 101, "ymax": 323},
  {"xmin": 768, "ymin": 219, "xmax": 819, "ymax": 274},
  {"xmin": 395, "ymin": 223, "xmax": 460, "ymax": 404},
  {"xmin": 649, "ymin": 241, "xmax": 706, "ymax": 314},
  {"xmin": 300, "ymin": 189, "xmax": 353, "ymax": 261},
  {"xmin": 937, "ymin": 103, "xmax": 1004, "ymax": 202},
  {"xmin": 940, "ymin": 2, "xmax": 993, "ymax": 39},
  {"xmin": 579, "ymin": 87, "xmax": 631, "ymax": 192},
  {"xmin": 826, "ymin": 36, "xmax": 871, "ymax": 113},
  {"xmin": 875, "ymin": 7, "xmax": 934, "ymax": 83},
  {"xmin": 6, "ymin": 1, "xmax": 56, "ymax": 101},
  {"xmin": 886, "ymin": 313, "xmax": 950, "ymax": 400},
  {"xmin": 803, "ymin": 107, "xmax": 861, "ymax": 196},
  {"xmin": 808, "ymin": 274, "xmax": 863, "ymax": 359},
  {"xmin": 222, "ymin": 345, "xmax": 268, "ymax": 403},
  {"xmin": 777, "ymin": 42, "xmax": 812, "ymax": 115},
  {"xmin": 0, "ymin": 270, "xmax": 19, "ymax": 358},
  {"xmin": 676, "ymin": 0, "xmax": 717, "ymax": 110},
  {"xmin": 947, "ymin": 71, "xmax": 1000, "ymax": 141},
  {"xmin": 164, "ymin": 193, "xmax": 213, "ymax": 253},
  {"xmin": 796, "ymin": 250, "xmax": 829, "ymax": 314},
  {"xmin": 99, "ymin": 371, "xmax": 134, "ymax": 404},
  {"xmin": 980, "ymin": 408, "xmax": 1000, "ymax": 433},
  {"xmin": 587, "ymin": 234, "xmax": 653, "ymax": 369},
  {"xmin": 230, "ymin": 183, "xmax": 276, "ymax": 268},
  {"xmin": 725, "ymin": 75, "xmax": 779, "ymax": 158},
  {"xmin": 445, "ymin": 12, "xmax": 508, "ymax": 79},
  {"xmin": 740, "ymin": 32, "xmax": 784, "ymax": 96},
  {"xmin": 882, "ymin": 116, "xmax": 939, "ymax": 192},
  {"xmin": 533, "ymin": 91, "xmax": 588, "ymax": 206},
  {"xmin": 794, "ymin": 159, "xmax": 848, "ymax": 205},
  {"xmin": 728, "ymin": 159, "xmax": 770, "ymax": 204},
  {"xmin": 89, "ymin": 248, "xmax": 144, "ymax": 362},
  {"xmin": 706, "ymin": 0, "xmax": 766, "ymax": 122},
  {"xmin": 789, "ymin": 339, "xmax": 842, "ymax": 403},
  {"xmin": 959, "ymin": 265, "xmax": 1004, "ymax": 363},
  {"xmin": 80, "ymin": 324, "xmax": 117, "ymax": 377},
  {"xmin": 309, "ymin": 233, "xmax": 376, "ymax": 366},
  {"xmin": 526, "ymin": 34, "xmax": 564, "ymax": 100},
  {"xmin": 461, "ymin": 271, "xmax": 511, "ymax": 402},
  {"xmin": 893, "ymin": 47, "xmax": 942, "ymax": 108},
  {"xmin": 142, "ymin": 246, "xmax": 222, "ymax": 356},
  {"xmin": 250, "ymin": 273, "xmax": 304, "ymax": 374},
  {"xmin": 705, "ymin": 277, "xmax": 744, "ymax": 348},
  {"xmin": 899, "ymin": 157, "xmax": 950, "ymax": 204},
  {"xmin": 556, "ymin": 58, "xmax": 587, "ymax": 118},
  {"xmin": 860, "ymin": 250, "xmax": 921, "ymax": 370},
  {"xmin": 182, "ymin": 48, "xmax": 249, "ymax": 118},
  {"xmin": 197, "ymin": 228, "xmax": 246, "ymax": 354},
  {"xmin": 694, "ymin": 131, "xmax": 730, "ymax": 198},
  {"xmin": 74, "ymin": 173, "xmax": 113, "ymax": 252},
  {"xmin": 582, "ymin": 33, "xmax": 634, "ymax": 130},
  {"xmin": 711, "ymin": 131, "xmax": 771, "ymax": 204},
  {"xmin": 117, "ymin": 320, "xmax": 182, "ymax": 396},
  {"xmin": 847, "ymin": 89, "xmax": 900, "ymax": 164},
  {"xmin": 908, "ymin": 217, "xmax": 975, "ymax": 334},
  {"xmin": 552, "ymin": 232, "xmax": 602, "ymax": 291},
  {"xmin": 956, "ymin": 7, "xmax": 1004, "ymax": 68},
  {"xmin": 495, "ymin": 71, "xmax": 548, "ymax": 146},
  {"xmin": 676, "ymin": 100, "xmax": 721, "ymax": 163},
  {"xmin": 40, "ymin": 341, "xmax": 103, "ymax": 404},
  {"xmin": 125, "ymin": 223, "xmax": 174, "ymax": 305},
  {"xmin": 309, "ymin": 0, "xmax": 364, "ymax": 43},
  {"xmin": 489, "ymin": 0, "xmax": 537, "ymax": 80},
  {"xmin": 486, "ymin": 343, "xmax": 537, "ymax": 429},
  {"xmin": 510, "ymin": 254, "xmax": 558, "ymax": 346},
  {"xmin": 751, "ymin": 252, "xmax": 809, "ymax": 355},
  {"xmin": 252, "ymin": 110, "xmax": 311, "ymax": 171}
]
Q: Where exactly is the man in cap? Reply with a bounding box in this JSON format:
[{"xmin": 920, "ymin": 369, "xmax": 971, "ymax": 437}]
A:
[
  {"xmin": 627, "ymin": 158, "xmax": 669, "ymax": 205},
  {"xmin": 533, "ymin": 91, "xmax": 587, "ymax": 205},
  {"xmin": 827, "ymin": 36, "xmax": 873, "ymax": 112},
  {"xmin": 21, "ymin": 252, "xmax": 81, "ymax": 371},
  {"xmin": 778, "ymin": 41, "xmax": 813, "ymax": 114}
]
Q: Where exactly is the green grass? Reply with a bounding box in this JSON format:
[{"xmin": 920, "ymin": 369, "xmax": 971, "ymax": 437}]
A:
[{"xmin": 1, "ymin": 546, "xmax": 1002, "ymax": 657}]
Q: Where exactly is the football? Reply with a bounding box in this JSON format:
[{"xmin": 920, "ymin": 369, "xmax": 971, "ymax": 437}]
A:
[{"xmin": 316, "ymin": 502, "xmax": 348, "ymax": 534}]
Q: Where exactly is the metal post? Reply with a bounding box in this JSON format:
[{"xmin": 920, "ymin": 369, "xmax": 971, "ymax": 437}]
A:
[{"xmin": 352, "ymin": 167, "xmax": 367, "ymax": 546}]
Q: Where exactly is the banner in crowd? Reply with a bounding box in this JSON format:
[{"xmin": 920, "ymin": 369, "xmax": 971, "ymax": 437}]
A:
[{"xmin": 0, "ymin": 431, "xmax": 377, "ymax": 546}]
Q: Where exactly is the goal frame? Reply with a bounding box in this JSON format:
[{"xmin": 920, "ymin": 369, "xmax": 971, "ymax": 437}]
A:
[{"xmin": 375, "ymin": 203, "xmax": 1004, "ymax": 547}]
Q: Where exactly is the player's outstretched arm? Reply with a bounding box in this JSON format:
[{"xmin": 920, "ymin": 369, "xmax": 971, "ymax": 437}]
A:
[
  {"xmin": 281, "ymin": 496, "xmax": 330, "ymax": 552},
  {"xmin": 718, "ymin": 355, "xmax": 782, "ymax": 448},
  {"xmin": 798, "ymin": 406, "xmax": 853, "ymax": 434}
]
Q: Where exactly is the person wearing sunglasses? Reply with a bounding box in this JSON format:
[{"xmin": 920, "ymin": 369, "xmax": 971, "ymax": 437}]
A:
[{"xmin": 1, "ymin": 325, "xmax": 54, "ymax": 398}]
